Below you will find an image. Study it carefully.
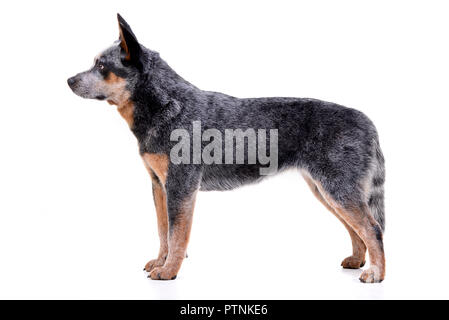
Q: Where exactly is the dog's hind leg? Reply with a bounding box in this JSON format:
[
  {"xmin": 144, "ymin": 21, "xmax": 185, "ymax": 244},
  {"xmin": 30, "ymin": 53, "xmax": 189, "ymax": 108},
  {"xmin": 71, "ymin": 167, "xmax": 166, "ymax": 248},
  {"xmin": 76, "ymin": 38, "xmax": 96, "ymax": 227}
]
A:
[
  {"xmin": 313, "ymin": 180, "xmax": 385, "ymax": 283},
  {"xmin": 302, "ymin": 173, "xmax": 366, "ymax": 269}
]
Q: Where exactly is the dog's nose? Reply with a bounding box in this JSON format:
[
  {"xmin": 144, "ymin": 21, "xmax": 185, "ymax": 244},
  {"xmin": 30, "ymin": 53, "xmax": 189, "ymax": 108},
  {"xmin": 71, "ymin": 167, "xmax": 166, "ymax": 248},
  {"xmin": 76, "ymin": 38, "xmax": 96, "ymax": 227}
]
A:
[{"xmin": 67, "ymin": 76, "xmax": 77, "ymax": 87}]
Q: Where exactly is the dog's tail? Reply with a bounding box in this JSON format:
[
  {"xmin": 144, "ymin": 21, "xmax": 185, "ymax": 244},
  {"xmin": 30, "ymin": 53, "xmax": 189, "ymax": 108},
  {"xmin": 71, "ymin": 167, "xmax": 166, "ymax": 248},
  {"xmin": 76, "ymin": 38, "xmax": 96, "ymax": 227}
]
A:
[{"xmin": 367, "ymin": 137, "xmax": 386, "ymax": 231}]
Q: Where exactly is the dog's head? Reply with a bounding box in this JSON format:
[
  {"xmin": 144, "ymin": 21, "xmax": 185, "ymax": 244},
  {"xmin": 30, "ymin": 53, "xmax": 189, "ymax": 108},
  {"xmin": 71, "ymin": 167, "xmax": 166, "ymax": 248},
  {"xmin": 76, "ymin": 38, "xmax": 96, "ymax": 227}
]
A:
[{"xmin": 67, "ymin": 14, "xmax": 144, "ymax": 106}]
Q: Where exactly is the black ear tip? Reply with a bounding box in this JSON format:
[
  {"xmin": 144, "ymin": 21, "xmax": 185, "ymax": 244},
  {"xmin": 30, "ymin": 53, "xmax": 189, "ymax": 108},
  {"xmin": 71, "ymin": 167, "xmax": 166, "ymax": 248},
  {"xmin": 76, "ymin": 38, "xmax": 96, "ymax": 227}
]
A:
[
  {"xmin": 117, "ymin": 13, "xmax": 133, "ymax": 32},
  {"xmin": 117, "ymin": 13, "xmax": 126, "ymax": 25}
]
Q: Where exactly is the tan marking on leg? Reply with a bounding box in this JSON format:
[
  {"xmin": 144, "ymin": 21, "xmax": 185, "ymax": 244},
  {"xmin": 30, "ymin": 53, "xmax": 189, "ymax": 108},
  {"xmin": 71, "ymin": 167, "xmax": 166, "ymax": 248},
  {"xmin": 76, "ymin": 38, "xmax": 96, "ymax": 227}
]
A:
[
  {"xmin": 149, "ymin": 191, "xmax": 197, "ymax": 280},
  {"xmin": 301, "ymin": 171, "xmax": 366, "ymax": 268},
  {"xmin": 311, "ymin": 179, "xmax": 385, "ymax": 283},
  {"xmin": 142, "ymin": 153, "xmax": 169, "ymax": 186},
  {"xmin": 336, "ymin": 206, "xmax": 385, "ymax": 283},
  {"xmin": 142, "ymin": 166, "xmax": 169, "ymax": 272}
]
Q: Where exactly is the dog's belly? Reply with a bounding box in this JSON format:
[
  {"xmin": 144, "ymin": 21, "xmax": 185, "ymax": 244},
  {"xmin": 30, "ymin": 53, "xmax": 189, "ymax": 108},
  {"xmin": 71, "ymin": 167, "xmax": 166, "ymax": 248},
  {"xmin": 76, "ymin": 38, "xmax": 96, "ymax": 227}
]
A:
[{"xmin": 200, "ymin": 164, "xmax": 266, "ymax": 191}]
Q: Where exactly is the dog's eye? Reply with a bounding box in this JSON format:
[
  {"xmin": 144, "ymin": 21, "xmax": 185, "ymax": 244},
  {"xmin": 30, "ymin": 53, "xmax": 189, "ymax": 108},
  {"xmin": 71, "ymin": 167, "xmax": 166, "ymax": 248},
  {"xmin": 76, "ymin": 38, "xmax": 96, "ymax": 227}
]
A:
[{"xmin": 98, "ymin": 64, "xmax": 105, "ymax": 70}]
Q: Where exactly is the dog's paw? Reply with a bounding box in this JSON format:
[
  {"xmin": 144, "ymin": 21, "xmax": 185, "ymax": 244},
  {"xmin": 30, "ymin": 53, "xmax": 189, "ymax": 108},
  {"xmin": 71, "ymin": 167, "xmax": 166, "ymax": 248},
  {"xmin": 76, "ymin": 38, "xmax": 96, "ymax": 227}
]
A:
[
  {"xmin": 148, "ymin": 266, "xmax": 178, "ymax": 280},
  {"xmin": 359, "ymin": 267, "xmax": 383, "ymax": 283},
  {"xmin": 143, "ymin": 258, "xmax": 165, "ymax": 272},
  {"xmin": 341, "ymin": 256, "xmax": 366, "ymax": 269}
]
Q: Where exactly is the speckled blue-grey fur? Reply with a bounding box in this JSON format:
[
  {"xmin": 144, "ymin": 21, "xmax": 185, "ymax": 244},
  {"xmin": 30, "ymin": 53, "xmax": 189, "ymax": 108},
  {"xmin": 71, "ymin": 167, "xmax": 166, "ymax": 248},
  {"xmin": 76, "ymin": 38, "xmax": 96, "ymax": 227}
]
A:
[
  {"xmin": 134, "ymin": 54, "xmax": 386, "ymax": 230},
  {"xmin": 68, "ymin": 16, "xmax": 385, "ymax": 231},
  {"xmin": 68, "ymin": 14, "xmax": 386, "ymax": 282}
]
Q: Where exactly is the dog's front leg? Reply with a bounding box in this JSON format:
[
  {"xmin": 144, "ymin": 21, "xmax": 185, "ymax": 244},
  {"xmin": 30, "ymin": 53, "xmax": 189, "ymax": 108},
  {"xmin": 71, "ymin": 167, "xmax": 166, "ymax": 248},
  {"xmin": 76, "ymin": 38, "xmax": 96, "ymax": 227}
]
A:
[
  {"xmin": 148, "ymin": 168, "xmax": 200, "ymax": 280},
  {"xmin": 143, "ymin": 171, "xmax": 169, "ymax": 272}
]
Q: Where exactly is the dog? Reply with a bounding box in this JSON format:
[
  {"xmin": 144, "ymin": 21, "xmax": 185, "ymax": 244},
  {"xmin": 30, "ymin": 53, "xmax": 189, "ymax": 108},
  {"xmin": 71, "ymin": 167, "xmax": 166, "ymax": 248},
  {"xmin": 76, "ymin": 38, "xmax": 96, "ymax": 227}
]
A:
[{"xmin": 68, "ymin": 14, "xmax": 385, "ymax": 283}]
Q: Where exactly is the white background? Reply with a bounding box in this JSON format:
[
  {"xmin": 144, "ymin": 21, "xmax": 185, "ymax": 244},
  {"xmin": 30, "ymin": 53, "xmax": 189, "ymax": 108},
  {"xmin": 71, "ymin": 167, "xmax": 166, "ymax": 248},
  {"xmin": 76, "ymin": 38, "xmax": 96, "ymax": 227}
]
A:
[{"xmin": 0, "ymin": 0, "xmax": 448, "ymax": 299}]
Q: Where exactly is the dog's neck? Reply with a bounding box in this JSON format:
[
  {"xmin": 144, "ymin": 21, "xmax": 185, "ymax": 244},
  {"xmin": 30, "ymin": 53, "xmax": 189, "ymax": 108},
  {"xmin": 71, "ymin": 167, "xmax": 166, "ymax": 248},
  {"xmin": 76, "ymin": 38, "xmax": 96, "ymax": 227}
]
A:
[
  {"xmin": 110, "ymin": 54, "xmax": 199, "ymax": 138},
  {"xmin": 144, "ymin": 54, "xmax": 199, "ymax": 104},
  {"xmin": 129, "ymin": 55, "xmax": 195, "ymax": 125}
]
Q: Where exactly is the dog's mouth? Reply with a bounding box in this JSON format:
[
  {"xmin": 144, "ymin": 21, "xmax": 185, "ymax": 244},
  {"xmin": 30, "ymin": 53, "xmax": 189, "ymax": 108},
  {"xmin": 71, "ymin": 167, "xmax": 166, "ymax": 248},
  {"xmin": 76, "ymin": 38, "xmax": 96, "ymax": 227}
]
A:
[
  {"xmin": 68, "ymin": 84, "xmax": 108, "ymax": 101},
  {"xmin": 68, "ymin": 75, "xmax": 108, "ymax": 101}
]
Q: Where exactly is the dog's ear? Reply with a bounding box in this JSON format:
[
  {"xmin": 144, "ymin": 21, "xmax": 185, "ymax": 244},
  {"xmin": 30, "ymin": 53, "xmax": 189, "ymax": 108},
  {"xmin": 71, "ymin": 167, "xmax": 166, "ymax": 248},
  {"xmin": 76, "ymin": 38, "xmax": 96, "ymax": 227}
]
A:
[{"xmin": 117, "ymin": 13, "xmax": 143, "ymax": 69}]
